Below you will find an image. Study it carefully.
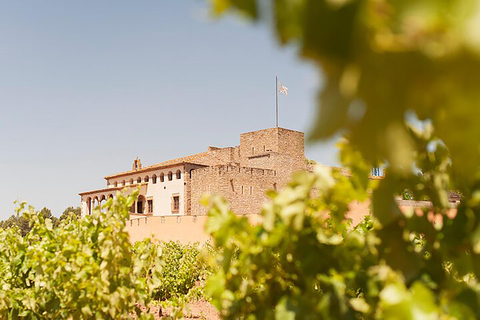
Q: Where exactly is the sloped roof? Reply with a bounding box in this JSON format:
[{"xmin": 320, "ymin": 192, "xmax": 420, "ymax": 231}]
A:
[{"xmin": 104, "ymin": 156, "xmax": 208, "ymax": 179}]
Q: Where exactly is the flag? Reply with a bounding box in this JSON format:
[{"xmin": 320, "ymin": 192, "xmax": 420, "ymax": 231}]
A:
[{"xmin": 278, "ymin": 81, "xmax": 288, "ymax": 96}]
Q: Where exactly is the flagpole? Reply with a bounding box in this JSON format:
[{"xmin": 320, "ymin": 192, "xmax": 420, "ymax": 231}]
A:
[{"xmin": 275, "ymin": 75, "xmax": 278, "ymax": 128}]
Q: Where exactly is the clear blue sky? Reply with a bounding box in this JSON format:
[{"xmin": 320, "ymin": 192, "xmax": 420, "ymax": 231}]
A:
[{"xmin": 0, "ymin": 1, "xmax": 338, "ymax": 219}]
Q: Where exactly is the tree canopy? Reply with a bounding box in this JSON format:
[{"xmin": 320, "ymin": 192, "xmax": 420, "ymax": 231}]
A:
[{"xmin": 0, "ymin": 206, "xmax": 81, "ymax": 236}]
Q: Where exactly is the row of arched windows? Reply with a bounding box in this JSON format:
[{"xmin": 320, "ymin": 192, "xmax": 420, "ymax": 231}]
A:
[
  {"xmin": 112, "ymin": 170, "xmax": 182, "ymax": 188},
  {"xmin": 85, "ymin": 194, "xmax": 114, "ymax": 215}
]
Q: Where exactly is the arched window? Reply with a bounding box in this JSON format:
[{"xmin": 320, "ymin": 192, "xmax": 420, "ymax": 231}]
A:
[
  {"xmin": 176, "ymin": 170, "xmax": 181, "ymax": 179},
  {"xmin": 137, "ymin": 177, "xmax": 141, "ymax": 183},
  {"xmin": 168, "ymin": 171, "xmax": 173, "ymax": 181},
  {"xmin": 160, "ymin": 173, "xmax": 165, "ymax": 182},
  {"xmin": 87, "ymin": 197, "xmax": 92, "ymax": 215},
  {"xmin": 122, "ymin": 180, "xmax": 125, "ymax": 187},
  {"xmin": 144, "ymin": 175, "xmax": 149, "ymax": 183},
  {"xmin": 152, "ymin": 174, "xmax": 157, "ymax": 184},
  {"xmin": 129, "ymin": 178, "xmax": 134, "ymax": 185},
  {"xmin": 100, "ymin": 195, "xmax": 106, "ymax": 209},
  {"xmin": 137, "ymin": 195, "xmax": 146, "ymax": 214},
  {"xmin": 114, "ymin": 181, "xmax": 118, "ymax": 187}
]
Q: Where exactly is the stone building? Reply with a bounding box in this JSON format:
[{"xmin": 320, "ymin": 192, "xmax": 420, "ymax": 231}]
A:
[{"xmin": 79, "ymin": 127, "xmax": 307, "ymax": 217}]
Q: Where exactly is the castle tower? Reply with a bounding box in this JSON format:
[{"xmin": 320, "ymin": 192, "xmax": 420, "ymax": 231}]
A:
[{"xmin": 239, "ymin": 127, "xmax": 305, "ymax": 171}]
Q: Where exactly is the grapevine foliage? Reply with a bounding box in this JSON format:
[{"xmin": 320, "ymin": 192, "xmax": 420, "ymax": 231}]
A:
[
  {"xmin": 0, "ymin": 192, "xmax": 208, "ymax": 319},
  {"xmin": 204, "ymin": 0, "xmax": 480, "ymax": 318}
]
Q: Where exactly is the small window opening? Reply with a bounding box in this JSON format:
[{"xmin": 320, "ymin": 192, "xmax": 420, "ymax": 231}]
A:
[
  {"xmin": 176, "ymin": 170, "xmax": 181, "ymax": 179},
  {"xmin": 129, "ymin": 178, "xmax": 134, "ymax": 185},
  {"xmin": 148, "ymin": 200, "xmax": 153, "ymax": 213},
  {"xmin": 114, "ymin": 181, "xmax": 118, "ymax": 187},
  {"xmin": 172, "ymin": 195, "xmax": 180, "ymax": 213},
  {"xmin": 137, "ymin": 200, "xmax": 143, "ymax": 214},
  {"xmin": 372, "ymin": 167, "xmax": 382, "ymax": 176},
  {"xmin": 252, "ymin": 147, "xmax": 255, "ymax": 155},
  {"xmin": 241, "ymin": 186, "xmax": 244, "ymax": 194},
  {"xmin": 168, "ymin": 171, "xmax": 173, "ymax": 181},
  {"xmin": 137, "ymin": 177, "xmax": 141, "ymax": 183},
  {"xmin": 160, "ymin": 173, "xmax": 165, "ymax": 182},
  {"xmin": 144, "ymin": 176, "xmax": 149, "ymax": 183},
  {"xmin": 152, "ymin": 174, "xmax": 157, "ymax": 184},
  {"xmin": 263, "ymin": 145, "xmax": 266, "ymax": 152}
]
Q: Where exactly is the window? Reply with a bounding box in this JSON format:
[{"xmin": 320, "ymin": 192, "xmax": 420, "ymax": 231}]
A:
[
  {"xmin": 252, "ymin": 147, "xmax": 255, "ymax": 155},
  {"xmin": 168, "ymin": 171, "xmax": 173, "ymax": 181},
  {"xmin": 148, "ymin": 200, "xmax": 153, "ymax": 213},
  {"xmin": 372, "ymin": 167, "xmax": 382, "ymax": 176},
  {"xmin": 160, "ymin": 173, "xmax": 165, "ymax": 182},
  {"xmin": 114, "ymin": 181, "xmax": 118, "ymax": 187},
  {"xmin": 122, "ymin": 180, "xmax": 125, "ymax": 187},
  {"xmin": 152, "ymin": 174, "xmax": 157, "ymax": 184},
  {"xmin": 136, "ymin": 195, "xmax": 144, "ymax": 214},
  {"xmin": 137, "ymin": 177, "xmax": 141, "ymax": 183},
  {"xmin": 176, "ymin": 170, "xmax": 181, "ymax": 179},
  {"xmin": 144, "ymin": 176, "xmax": 149, "ymax": 183},
  {"xmin": 172, "ymin": 195, "xmax": 180, "ymax": 213},
  {"xmin": 129, "ymin": 178, "xmax": 134, "ymax": 185},
  {"xmin": 87, "ymin": 197, "xmax": 92, "ymax": 215}
]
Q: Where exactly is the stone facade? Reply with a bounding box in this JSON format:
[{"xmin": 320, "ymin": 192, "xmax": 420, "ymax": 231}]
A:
[
  {"xmin": 190, "ymin": 165, "xmax": 278, "ymax": 215},
  {"xmin": 79, "ymin": 127, "xmax": 307, "ymax": 217}
]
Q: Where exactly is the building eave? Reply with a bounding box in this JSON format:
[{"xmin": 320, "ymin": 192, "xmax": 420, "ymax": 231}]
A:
[
  {"xmin": 78, "ymin": 184, "xmax": 144, "ymax": 196},
  {"xmin": 103, "ymin": 162, "xmax": 207, "ymax": 180}
]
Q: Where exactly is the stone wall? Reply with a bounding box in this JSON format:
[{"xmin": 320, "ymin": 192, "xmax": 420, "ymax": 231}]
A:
[
  {"xmin": 239, "ymin": 127, "xmax": 305, "ymax": 166},
  {"xmin": 186, "ymin": 128, "xmax": 308, "ymax": 216},
  {"xmin": 247, "ymin": 152, "xmax": 306, "ymax": 187},
  {"xmin": 190, "ymin": 165, "xmax": 278, "ymax": 215}
]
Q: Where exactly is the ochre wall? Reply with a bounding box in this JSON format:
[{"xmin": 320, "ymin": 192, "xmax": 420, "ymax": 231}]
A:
[
  {"xmin": 126, "ymin": 214, "xmax": 263, "ymax": 244},
  {"xmin": 126, "ymin": 200, "xmax": 458, "ymax": 244}
]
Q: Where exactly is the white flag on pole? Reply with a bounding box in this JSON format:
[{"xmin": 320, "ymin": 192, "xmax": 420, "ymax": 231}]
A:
[{"xmin": 278, "ymin": 81, "xmax": 288, "ymax": 96}]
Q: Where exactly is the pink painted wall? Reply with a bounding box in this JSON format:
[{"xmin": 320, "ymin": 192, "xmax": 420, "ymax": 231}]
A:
[
  {"xmin": 126, "ymin": 214, "xmax": 263, "ymax": 244},
  {"xmin": 126, "ymin": 200, "xmax": 458, "ymax": 243}
]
